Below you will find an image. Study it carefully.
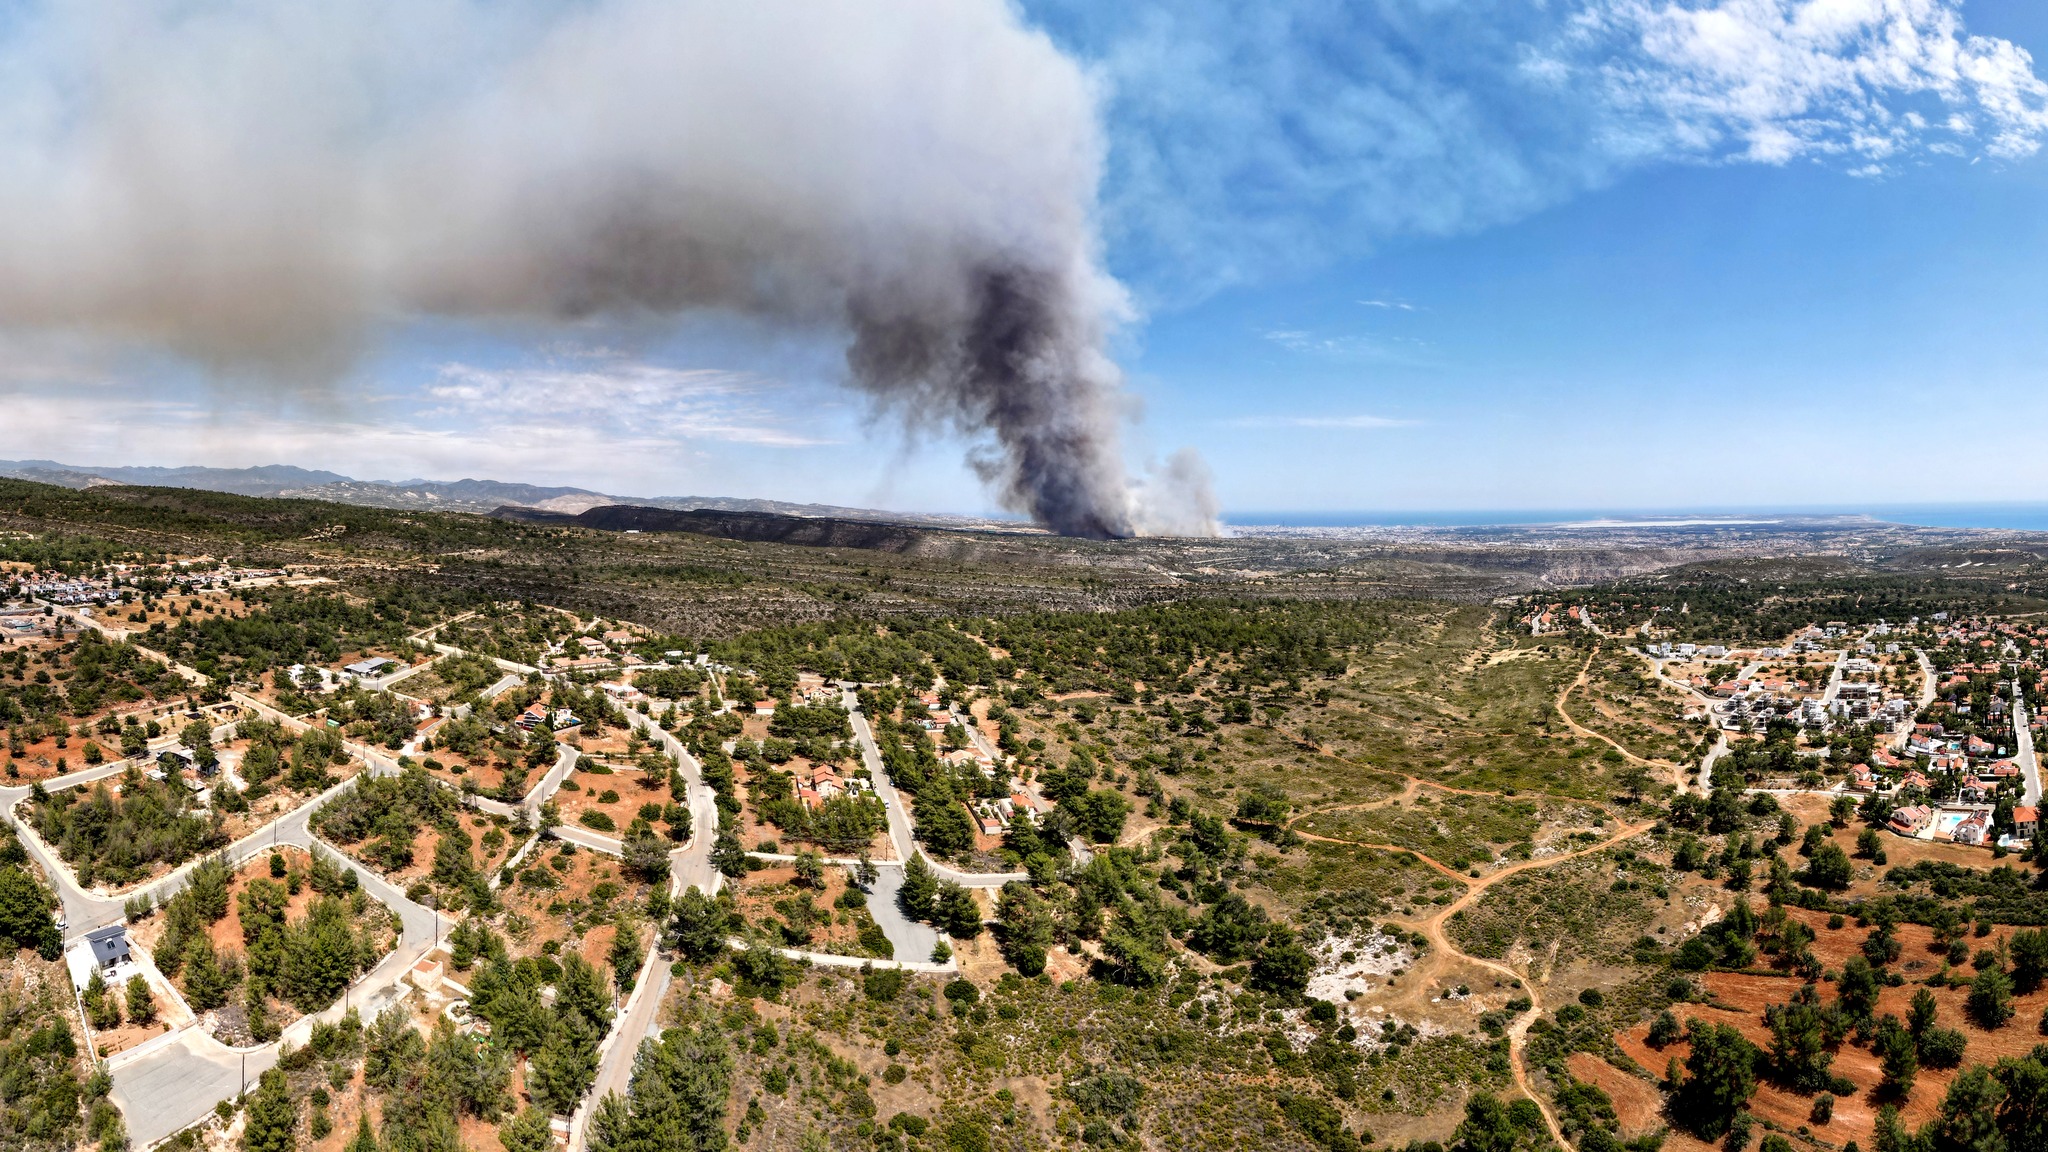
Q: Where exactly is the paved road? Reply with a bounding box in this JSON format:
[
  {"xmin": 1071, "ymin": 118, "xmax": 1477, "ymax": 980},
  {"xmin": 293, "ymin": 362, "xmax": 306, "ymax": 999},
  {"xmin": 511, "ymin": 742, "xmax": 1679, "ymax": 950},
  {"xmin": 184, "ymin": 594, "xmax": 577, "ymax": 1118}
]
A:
[
  {"xmin": 1698, "ymin": 734, "xmax": 1730, "ymax": 793},
  {"xmin": 469, "ymin": 746, "xmax": 580, "ymax": 822},
  {"xmin": 549, "ymin": 823, "xmax": 626, "ymax": 855},
  {"xmin": 0, "ymin": 744, "xmax": 448, "ymax": 1147},
  {"xmin": 572, "ymin": 707, "xmax": 727, "ymax": 1152},
  {"xmin": 577, "ymin": 948, "xmax": 670, "ymax": 1147},
  {"xmin": 1819, "ymin": 649, "xmax": 1849, "ymax": 707},
  {"xmin": 840, "ymin": 690, "xmax": 1026, "ymax": 888},
  {"xmin": 844, "ymin": 699, "xmax": 916, "ymax": 864},
  {"xmin": 2012, "ymin": 682, "xmax": 2043, "ymax": 807}
]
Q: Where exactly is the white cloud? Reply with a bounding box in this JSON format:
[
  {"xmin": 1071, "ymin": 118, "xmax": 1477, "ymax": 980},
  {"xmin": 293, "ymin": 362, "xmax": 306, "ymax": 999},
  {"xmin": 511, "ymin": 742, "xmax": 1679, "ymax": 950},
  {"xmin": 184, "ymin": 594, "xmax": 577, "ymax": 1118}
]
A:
[
  {"xmin": 1040, "ymin": 0, "xmax": 2048, "ymax": 299},
  {"xmin": 425, "ymin": 357, "xmax": 834, "ymax": 447},
  {"xmin": 1226, "ymin": 414, "xmax": 1418, "ymax": 430},
  {"xmin": 1357, "ymin": 299, "xmax": 1417, "ymax": 311},
  {"xmin": 1565, "ymin": 0, "xmax": 2048, "ymax": 169},
  {"xmin": 1260, "ymin": 328, "xmax": 1430, "ymax": 361}
]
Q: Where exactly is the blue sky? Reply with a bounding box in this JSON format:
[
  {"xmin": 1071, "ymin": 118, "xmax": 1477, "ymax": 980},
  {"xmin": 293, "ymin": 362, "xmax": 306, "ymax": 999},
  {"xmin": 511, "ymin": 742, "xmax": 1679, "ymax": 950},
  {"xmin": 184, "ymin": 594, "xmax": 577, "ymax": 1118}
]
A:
[{"xmin": 3, "ymin": 0, "xmax": 2048, "ymax": 521}]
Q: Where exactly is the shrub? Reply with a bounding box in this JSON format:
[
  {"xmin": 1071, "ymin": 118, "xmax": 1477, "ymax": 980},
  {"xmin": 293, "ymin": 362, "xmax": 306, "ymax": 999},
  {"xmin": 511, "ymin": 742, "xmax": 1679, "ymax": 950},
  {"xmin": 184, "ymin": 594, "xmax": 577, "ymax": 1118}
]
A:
[
  {"xmin": 1647, "ymin": 1011, "xmax": 1683, "ymax": 1047},
  {"xmin": 579, "ymin": 811, "xmax": 617, "ymax": 832}
]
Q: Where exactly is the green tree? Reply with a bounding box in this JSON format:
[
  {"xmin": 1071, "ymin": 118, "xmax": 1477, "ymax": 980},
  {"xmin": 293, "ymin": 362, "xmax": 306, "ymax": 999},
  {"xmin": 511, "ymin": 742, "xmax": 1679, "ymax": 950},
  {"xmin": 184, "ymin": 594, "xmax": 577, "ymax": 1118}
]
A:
[
  {"xmin": 897, "ymin": 854, "xmax": 939, "ymax": 920},
  {"xmin": 83, "ymin": 970, "xmax": 122, "ymax": 1031},
  {"xmin": 1839, "ymin": 956, "xmax": 1882, "ymax": 1023},
  {"xmin": 590, "ymin": 1024, "xmax": 733, "ymax": 1152},
  {"xmin": 1767, "ymin": 999, "xmax": 1835, "ymax": 1093},
  {"xmin": 0, "ymin": 863, "xmax": 61, "ymax": 958},
  {"xmin": 1672, "ymin": 1021, "xmax": 1759, "ymax": 1138},
  {"xmin": 709, "ymin": 828, "xmax": 746, "ymax": 879},
  {"xmin": 2008, "ymin": 929, "xmax": 2048, "ymax": 995},
  {"xmin": 609, "ymin": 925, "xmax": 644, "ymax": 995},
  {"xmin": 1969, "ymin": 966, "xmax": 2016, "ymax": 1030},
  {"xmin": 932, "ymin": 882, "xmax": 982, "ymax": 940},
  {"xmin": 1068, "ymin": 790, "xmax": 1133, "ymax": 844},
  {"xmin": 279, "ymin": 897, "xmax": 365, "ymax": 1013},
  {"xmin": 498, "ymin": 1109, "xmax": 551, "ymax": 1152},
  {"xmin": 1875, "ymin": 1015, "xmax": 1918, "ymax": 1099},
  {"xmin": 1920, "ymin": 1064, "xmax": 2006, "ymax": 1152},
  {"xmin": 425, "ymin": 1017, "xmax": 511, "ymax": 1121},
  {"xmin": 183, "ymin": 937, "xmax": 241, "ymax": 1010},
  {"xmin": 125, "ymin": 974, "xmax": 155, "ymax": 1025},
  {"xmin": 1874, "ymin": 1105, "xmax": 1913, "ymax": 1152},
  {"xmin": 241, "ymin": 1068, "xmax": 298, "ymax": 1152},
  {"xmin": 344, "ymin": 1112, "xmax": 380, "ymax": 1152},
  {"xmin": 431, "ymin": 827, "xmax": 473, "ymax": 887},
  {"xmin": 527, "ymin": 1011, "xmax": 601, "ymax": 1115},
  {"xmin": 1188, "ymin": 893, "xmax": 1269, "ymax": 963},
  {"xmin": 993, "ymin": 882, "xmax": 1053, "ymax": 976},
  {"xmin": 791, "ymin": 850, "xmax": 824, "ymax": 889},
  {"xmin": 1249, "ymin": 926, "xmax": 1314, "ymax": 997},
  {"xmin": 1910, "ymin": 988, "xmax": 1941, "ymax": 1037},
  {"xmin": 1992, "ymin": 1051, "xmax": 2048, "ymax": 1152},
  {"xmin": 621, "ymin": 829, "xmax": 671, "ymax": 884},
  {"xmin": 667, "ymin": 887, "xmax": 727, "ymax": 963},
  {"xmin": 1806, "ymin": 840, "xmax": 1854, "ymax": 889},
  {"xmin": 1453, "ymin": 1092, "xmax": 1519, "ymax": 1152},
  {"xmin": 364, "ymin": 1004, "xmax": 426, "ymax": 1091},
  {"xmin": 911, "ymin": 789, "xmax": 973, "ymax": 857}
]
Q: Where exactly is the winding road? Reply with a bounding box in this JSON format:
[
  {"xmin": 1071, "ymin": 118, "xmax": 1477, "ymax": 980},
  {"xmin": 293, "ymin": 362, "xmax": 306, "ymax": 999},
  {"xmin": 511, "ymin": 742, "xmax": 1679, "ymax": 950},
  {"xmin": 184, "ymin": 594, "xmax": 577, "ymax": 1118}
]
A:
[{"xmin": 0, "ymin": 750, "xmax": 449, "ymax": 1148}]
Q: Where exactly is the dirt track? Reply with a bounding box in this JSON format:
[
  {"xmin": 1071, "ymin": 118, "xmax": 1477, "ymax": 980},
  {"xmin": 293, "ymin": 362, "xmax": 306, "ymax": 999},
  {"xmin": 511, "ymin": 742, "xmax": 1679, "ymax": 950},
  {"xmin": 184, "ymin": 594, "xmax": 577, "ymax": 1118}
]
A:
[{"xmin": 1288, "ymin": 780, "xmax": 1654, "ymax": 1147}]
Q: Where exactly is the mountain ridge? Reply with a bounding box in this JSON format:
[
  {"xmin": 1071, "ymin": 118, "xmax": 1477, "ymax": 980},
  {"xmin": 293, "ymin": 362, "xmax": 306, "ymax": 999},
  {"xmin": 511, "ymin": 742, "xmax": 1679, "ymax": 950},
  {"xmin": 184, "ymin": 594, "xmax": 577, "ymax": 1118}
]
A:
[{"xmin": 0, "ymin": 458, "xmax": 1003, "ymax": 528}]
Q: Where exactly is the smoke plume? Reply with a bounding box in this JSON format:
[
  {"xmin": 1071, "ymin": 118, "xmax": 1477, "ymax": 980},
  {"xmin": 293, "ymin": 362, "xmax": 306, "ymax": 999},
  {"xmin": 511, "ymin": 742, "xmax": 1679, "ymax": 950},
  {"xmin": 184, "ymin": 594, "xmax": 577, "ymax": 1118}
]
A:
[{"xmin": 0, "ymin": 0, "xmax": 1214, "ymax": 538}]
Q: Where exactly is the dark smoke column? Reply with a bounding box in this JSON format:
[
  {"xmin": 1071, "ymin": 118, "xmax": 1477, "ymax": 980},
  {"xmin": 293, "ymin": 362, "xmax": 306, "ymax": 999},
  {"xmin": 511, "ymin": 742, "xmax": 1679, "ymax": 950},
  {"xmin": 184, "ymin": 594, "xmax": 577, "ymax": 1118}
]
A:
[
  {"xmin": 0, "ymin": 0, "xmax": 1217, "ymax": 536},
  {"xmin": 848, "ymin": 265, "xmax": 1134, "ymax": 539}
]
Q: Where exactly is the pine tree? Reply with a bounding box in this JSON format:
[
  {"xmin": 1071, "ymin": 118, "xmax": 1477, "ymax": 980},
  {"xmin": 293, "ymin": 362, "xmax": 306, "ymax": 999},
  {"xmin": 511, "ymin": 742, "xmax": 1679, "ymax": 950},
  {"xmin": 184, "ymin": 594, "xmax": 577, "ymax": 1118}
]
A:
[
  {"xmin": 933, "ymin": 882, "xmax": 982, "ymax": 940},
  {"xmin": 240, "ymin": 1069, "xmax": 298, "ymax": 1152},
  {"xmin": 126, "ymin": 974, "xmax": 156, "ymax": 1025},
  {"xmin": 898, "ymin": 853, "xmax": 939, "ymax": 919},
  {"xmin": 344, "ymin": 1111, "xmax": 379, "ymax": 1152},
  {"xmin": 667, "ymin": 887, "xmax": 726, "ymax": 962},
  {"xmin": 497, "ymin": 1108, "xmax": 551, "ymax": 1152},
  {"xmin": 590, "ymin": 1025, "xmax": 733, "ymax": 1152}
]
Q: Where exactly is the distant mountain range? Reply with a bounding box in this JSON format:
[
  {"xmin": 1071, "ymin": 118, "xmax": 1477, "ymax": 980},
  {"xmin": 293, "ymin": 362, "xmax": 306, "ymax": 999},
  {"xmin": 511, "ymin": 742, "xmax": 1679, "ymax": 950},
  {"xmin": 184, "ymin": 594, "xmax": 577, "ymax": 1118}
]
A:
[{"xmin": 0, "ymin": 458, "xmax": 1001, "ymax": 528}]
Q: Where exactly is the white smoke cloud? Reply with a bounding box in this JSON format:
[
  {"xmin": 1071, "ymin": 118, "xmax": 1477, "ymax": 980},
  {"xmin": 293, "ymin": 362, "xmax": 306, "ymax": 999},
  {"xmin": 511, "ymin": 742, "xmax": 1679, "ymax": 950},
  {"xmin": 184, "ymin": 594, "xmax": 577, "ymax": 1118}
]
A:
[{"xmin": 0, "ymin": 0, "xmax": 1217, "ymax": 537}]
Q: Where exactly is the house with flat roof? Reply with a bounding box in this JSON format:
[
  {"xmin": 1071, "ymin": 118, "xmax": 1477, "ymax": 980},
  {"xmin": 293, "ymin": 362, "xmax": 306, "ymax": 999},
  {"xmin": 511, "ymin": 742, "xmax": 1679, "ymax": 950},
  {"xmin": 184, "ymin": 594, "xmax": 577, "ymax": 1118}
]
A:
[{"xmin": 85, "ymin": 924, "xmax": 130, "ymax": 971}]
